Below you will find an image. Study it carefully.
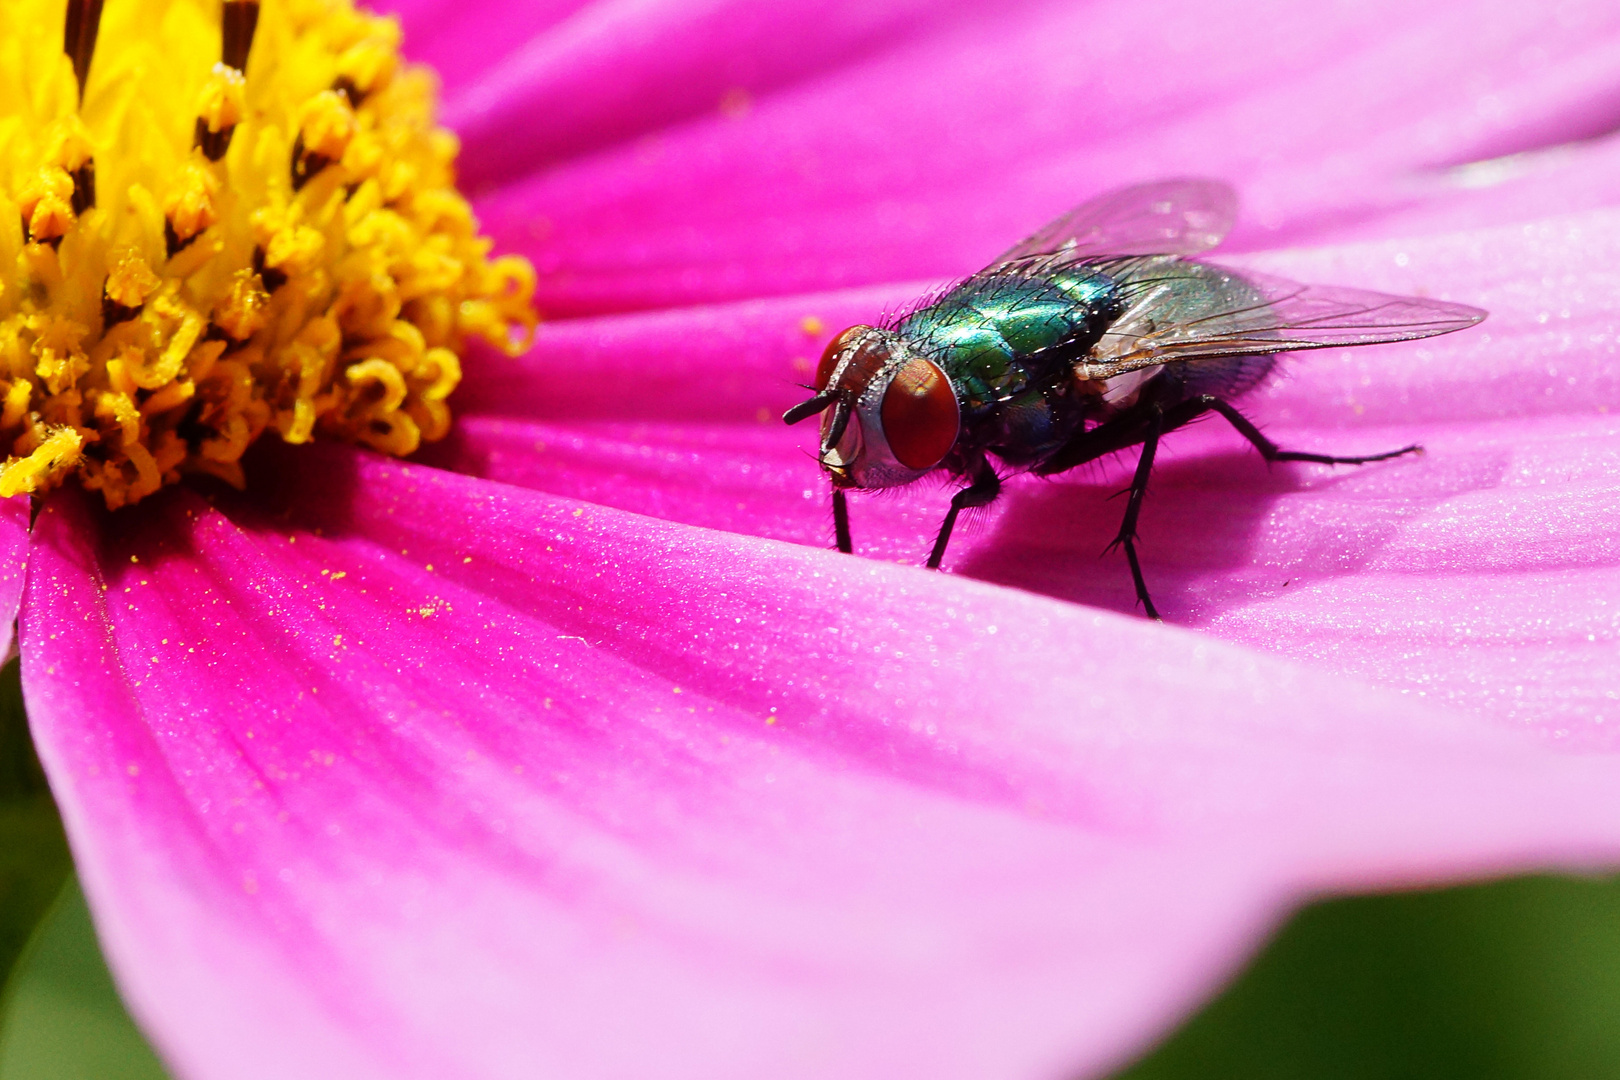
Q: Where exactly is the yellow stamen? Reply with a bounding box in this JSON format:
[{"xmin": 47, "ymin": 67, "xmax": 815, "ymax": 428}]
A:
[
  {"xmin": 0, "ymin": 0, "xmax": 538, "ymax": 509},
  {"xmin": 196, "ymin": 63, "xmax": 246, "ymax": 138},
  {"xmin": 0, "ymin": 426, "xmax": 85, "ymax": 497}
]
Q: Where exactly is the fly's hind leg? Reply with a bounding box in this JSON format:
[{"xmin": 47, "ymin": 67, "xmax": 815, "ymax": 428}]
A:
[
  {"xmin": 927, "ymin": 458, "xmax": 1000, "ymax": 569},
  {"xmin": 1027, "ymin": 394, "xmax": 1419, "ymax": 620},
  {"xmin": 1197, "ymin": 397, "xmax": 1421, "ymax": 465}
]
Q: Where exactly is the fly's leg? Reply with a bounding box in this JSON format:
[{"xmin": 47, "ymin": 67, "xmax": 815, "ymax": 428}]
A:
[
  {"xmin": 926, "ymin": 459, "xmax": 1000, "ymax": 569},
  {"xmin": 833, "ymin": 488, "xmax": 853, "ymax": 554},
  {"xmin": 1105, "ymin": 405, "xmax": 1166, "ymax": 620},
  {"xmin": 1030, "ymin": 395, "xmax": 1419, "ymax": 620},
  {"xmin": 1103, "ymin": 395, "xmax": 1417, "ymax": 618},
  {"xmin": 1197, "ymin": 397, "xmax": 1420, "ymax": 465}
]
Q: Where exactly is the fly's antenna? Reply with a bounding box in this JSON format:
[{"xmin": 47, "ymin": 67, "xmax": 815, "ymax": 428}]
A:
[
  {"xmin": 782, "ymin": 387, "xmax": 842, "ymax": 426},
  {"xmin": 821, "ymin": 395, "xmax": 852, "ymax": 449},
  {"xmin": 783, "ymin": 387, "xmax": 853, "ymax": 456}
]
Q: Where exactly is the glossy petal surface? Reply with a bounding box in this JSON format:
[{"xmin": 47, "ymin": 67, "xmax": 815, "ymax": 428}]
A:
[
  {"xmin": 22, "ymin": 449, "xmax": 1620, "ymax": 1080},
  {"xmin": 416, "ymin": 0, "xmax": 1620, "ymax": 314},
  {"xmin": 0, "ymin": 497, "xmax": 29, "ymax": 657}
]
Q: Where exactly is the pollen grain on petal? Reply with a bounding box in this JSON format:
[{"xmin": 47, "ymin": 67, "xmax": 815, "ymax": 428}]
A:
[{"xmin": 0, "ymin": 0, "xmax": 537, "ymax": 509}]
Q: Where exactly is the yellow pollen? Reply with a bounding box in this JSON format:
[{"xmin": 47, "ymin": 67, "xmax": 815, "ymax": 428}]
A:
[
  {"xmin": 0, "ymin": 425, "xmax": 84, "ymax": 497},
  {"xmin": 0, "ymin": 0, "xmax": 538, "ymax": 508}
]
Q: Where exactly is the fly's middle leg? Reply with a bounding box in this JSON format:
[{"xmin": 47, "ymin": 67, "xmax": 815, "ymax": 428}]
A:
[
  {"xmin": 1109, "ymin": 394, "xmax": 1421, "ymax": 619},
  {"xmin": 1107, "ymin": 404, "xmax": 1167, "ymax": 620}
]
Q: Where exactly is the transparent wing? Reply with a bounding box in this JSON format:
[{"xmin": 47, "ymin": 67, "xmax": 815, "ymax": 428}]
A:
[
  {"xmin": 1082, "ymin": 267, "xmax": 1487, "ymax": 378},
  {"xmin": 995, "ymin": 179, "xmax": 1239, "ymax": 264}
]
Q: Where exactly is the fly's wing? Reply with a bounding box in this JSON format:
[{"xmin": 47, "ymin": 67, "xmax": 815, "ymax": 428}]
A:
[
  {"xmin": 994, "ymin": 179, "xmax": 1239, "ymax": 264},
  {"xmin": 1078, "ymin": 266, "xmax": 1487, "ymax": 379}
]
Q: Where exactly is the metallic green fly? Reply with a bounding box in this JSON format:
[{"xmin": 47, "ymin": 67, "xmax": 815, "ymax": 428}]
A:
[{"xmin": 784, "ymin": 179, "xmax": 1486, "ymax": 618}]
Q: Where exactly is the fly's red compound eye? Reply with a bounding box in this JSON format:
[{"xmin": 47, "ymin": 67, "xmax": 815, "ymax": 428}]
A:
[
  {"xmin": 815, "ymin": 326, "xmax": 866, "ymax": 390},
  {"xmin": 880, "ymin": 358, "xmax": 958, "ymax": 470}
]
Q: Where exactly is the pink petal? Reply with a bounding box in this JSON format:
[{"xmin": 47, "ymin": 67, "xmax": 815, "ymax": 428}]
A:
[
  {"xmin": 373, "ymin": 0, "xmax": 592, "ymax": 98},
  {"xmin": 23, "ymin": 448, "xmax": 1620, "ymax": 1079},
  {"xmin": 416, "ymin": 285, "xmax": 936, "ymax": 556},
  {"xmin": 1240, "ymin": 126, "xmax": 1620, "ymax": 251},
  {"xmin": 1179, "ymin": 209, "xmax": 1620, "ymax": 741},
  {"xmin": 0, "ymin": 496, "xmax": 31, "ymax": 656},
  {"xmin": 452, "ymin": 0, "xmax": 1620, "ymax": 314},
  {"xmin": 440, "ymin": 0, "xmax": 985, "ymax": 191}
]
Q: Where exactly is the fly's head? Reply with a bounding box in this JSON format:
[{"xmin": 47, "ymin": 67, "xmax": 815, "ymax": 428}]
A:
[{"xmin": 783, "ymin": 325, "xmax": 961, "ymax": 490}]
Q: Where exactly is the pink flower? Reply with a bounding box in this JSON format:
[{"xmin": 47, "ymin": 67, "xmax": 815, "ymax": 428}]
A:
[{"xmin": 16, "ymin": 0, "xmax": 1620, "ymax": 1078}]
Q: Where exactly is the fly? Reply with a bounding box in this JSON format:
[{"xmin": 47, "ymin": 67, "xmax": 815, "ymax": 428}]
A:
[{"xmin": 783, "ymin": 179, "xmax": 1486, "ymax": 619}]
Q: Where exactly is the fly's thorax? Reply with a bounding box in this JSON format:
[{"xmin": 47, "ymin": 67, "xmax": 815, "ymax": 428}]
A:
[
  {"xmin": 814, "ymin": 325, "xmax": 960, "ymax": 490},
  {"xmin": 899, "ymin": 265, "xmax": 1123, "ymax": 417}
]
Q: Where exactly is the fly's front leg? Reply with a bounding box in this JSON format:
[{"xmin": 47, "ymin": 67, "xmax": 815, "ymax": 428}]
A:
[
  {"xmin": 1106, "ymin": 405, "xmax": 1166, "ymax": 620},
  {"xmin": 926, "ymin": 458, "xmax": 1000, "ymax": 569},
  {"xmin": 832, "ymin": 488, "xmax": 853, "ymax": 554}
]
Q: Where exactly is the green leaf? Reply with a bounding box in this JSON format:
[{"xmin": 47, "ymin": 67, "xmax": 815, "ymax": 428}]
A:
[
  {"xmin": 0, "ymin": 659, "xmax": 71, "ymax": 992},
  {"xmin": 0, "ymin": 652, "xmax": 173, "ymax": 1078},
  {"xmin": 1114, "ymin": 873, "xmax": 1620, "ymax": 1080},
  {"xmin": 0, "ymin": 877, "xmax": 172, "ymax": 1079}
]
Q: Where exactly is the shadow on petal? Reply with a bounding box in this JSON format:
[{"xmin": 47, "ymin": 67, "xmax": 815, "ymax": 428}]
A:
[{"xmin": 963, "ymin": 442, "xmax": 1514, "ymax": 624}]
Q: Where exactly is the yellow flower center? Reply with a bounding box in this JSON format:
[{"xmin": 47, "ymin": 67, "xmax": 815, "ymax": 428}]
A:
[{"xmin": 0, "ymin": 0, "xmax": 537, "ymax": 508}]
